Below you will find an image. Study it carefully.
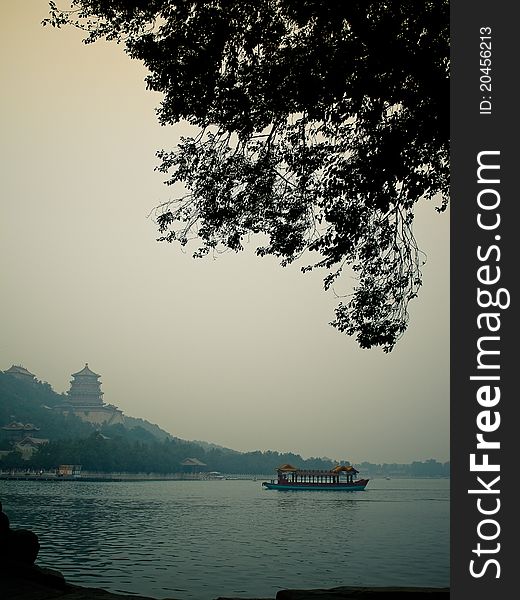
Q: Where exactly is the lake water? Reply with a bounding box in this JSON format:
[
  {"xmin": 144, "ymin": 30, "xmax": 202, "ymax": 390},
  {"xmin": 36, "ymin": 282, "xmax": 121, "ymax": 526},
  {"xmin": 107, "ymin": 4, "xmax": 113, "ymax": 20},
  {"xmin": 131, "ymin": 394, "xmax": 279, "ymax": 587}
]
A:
[{"xmin": 1, "ymin": 478, "xmax": 449, "ymax": 599}]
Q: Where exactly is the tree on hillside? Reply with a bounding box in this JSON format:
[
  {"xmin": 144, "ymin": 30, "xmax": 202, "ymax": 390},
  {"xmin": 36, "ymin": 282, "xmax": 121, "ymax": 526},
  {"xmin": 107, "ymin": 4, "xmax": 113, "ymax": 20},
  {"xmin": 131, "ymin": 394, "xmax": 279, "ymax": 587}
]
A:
[{"xmin": 45, "ymin": 0, "xmax": 449, "ymax": 351}]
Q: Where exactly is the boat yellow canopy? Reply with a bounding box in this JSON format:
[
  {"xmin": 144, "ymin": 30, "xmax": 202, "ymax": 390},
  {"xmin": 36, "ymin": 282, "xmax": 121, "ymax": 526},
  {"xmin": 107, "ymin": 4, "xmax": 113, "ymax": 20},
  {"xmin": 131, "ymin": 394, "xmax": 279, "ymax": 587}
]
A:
[
  {"xmin": 277, "ymin": 463, "xmax": 299, "ymax": 472},
  {"xmin": 276, "ymin": 465, "xmax": 359, "ymax": 476},
  {"xmin": 332, "ymin": 465, "xmax": 359, "ymax": 474}
]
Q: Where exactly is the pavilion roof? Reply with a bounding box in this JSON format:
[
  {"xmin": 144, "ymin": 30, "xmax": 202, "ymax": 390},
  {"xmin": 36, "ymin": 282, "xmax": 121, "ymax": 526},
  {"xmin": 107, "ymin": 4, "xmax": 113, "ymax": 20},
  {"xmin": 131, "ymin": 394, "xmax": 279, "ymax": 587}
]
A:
[
  {"xmin": 277, "ymin": 463, "xmax": 298, "ymax": 472},
  {"xmin": 2, "ymin": 422, "xmax": 40, "ymax": 431},
  {"xmin": 181, "ymin": 457, "xmax": 207, "ymax": 466},
  {"xmin": 4, "ymin": 365, "xmax": 35, "ymax": 377},
  {"xmin": 16, "ymin": 436, "xmax": 49, "ymax": 447},
  {"xmin": 332, "ymin": 465, "xmax": 359, "ymax": 473},
  {"xmin": 277, "ymin": 465, "xmax": 359, "ymax": 476},
  {"xmin": 72, "ymin": 363, "xmax": 101, "ymax": 378}
]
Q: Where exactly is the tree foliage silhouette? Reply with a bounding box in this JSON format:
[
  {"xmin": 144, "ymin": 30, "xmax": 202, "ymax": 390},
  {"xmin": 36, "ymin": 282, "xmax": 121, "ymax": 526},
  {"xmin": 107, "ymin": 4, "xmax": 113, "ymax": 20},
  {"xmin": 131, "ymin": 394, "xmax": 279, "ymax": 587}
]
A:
[{"xmin": 45, "ymin": 0, "xmax": 449, "ymax": 351}]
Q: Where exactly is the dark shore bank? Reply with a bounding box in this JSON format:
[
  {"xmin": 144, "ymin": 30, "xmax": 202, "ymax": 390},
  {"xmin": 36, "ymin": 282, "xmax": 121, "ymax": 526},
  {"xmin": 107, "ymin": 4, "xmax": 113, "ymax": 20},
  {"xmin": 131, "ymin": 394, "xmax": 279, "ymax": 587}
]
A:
[{"xmin": 1, "ymin": 564, "xmax": 449, "ymax": 600}]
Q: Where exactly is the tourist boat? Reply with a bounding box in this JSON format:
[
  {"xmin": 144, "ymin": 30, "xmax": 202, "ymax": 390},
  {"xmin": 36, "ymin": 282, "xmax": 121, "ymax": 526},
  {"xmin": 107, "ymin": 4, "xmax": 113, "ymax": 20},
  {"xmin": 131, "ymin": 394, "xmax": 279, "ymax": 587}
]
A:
[{"xmin": 262, "ymin": 464, "xmax": 369, "ymax": 491}]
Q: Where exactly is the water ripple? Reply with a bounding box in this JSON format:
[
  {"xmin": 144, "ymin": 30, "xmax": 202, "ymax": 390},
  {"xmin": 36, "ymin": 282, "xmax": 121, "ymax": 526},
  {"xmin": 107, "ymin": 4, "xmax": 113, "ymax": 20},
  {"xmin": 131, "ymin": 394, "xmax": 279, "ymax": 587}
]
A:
[{"xmin": 1, "ymin": 478, "xmax": 449, "ymax": 600}]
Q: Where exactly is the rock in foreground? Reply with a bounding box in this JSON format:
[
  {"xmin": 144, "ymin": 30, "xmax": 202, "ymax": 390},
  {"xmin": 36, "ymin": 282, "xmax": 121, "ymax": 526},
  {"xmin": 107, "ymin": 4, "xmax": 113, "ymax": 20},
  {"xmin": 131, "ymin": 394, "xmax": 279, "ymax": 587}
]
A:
[{"xmin": 0, "ymin": 563, "xmax": 176, "ymax": 600}]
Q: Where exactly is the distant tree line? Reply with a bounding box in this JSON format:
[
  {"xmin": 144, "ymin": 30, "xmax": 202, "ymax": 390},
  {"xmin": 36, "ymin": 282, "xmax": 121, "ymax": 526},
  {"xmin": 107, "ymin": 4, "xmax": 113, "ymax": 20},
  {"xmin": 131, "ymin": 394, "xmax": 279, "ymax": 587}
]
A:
[
  {"xmin": 2, "ymin": 432, "xmax": 338, "ymax": 474},
  {"xmin": 356, "ymin": 459, "xmax": 450, "ymax": 478},
  {"xmin": 1, "ymin": 432, "xmax": 449, "ymax": 477}
]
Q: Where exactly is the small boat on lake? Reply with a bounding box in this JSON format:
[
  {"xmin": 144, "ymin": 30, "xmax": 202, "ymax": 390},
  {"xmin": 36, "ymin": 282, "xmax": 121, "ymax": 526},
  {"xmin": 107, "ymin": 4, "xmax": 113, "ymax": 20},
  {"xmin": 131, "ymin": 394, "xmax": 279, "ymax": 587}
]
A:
[{"xmin": 262, "ymin": 463, "xmax": 369, "ymax": 491}]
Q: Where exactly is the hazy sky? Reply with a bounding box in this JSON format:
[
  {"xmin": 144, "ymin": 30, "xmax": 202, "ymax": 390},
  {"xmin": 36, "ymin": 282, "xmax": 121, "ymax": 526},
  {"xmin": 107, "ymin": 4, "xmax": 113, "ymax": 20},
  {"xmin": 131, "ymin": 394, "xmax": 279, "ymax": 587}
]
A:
[{"xmin": 0, "ymin": 1, "xmax": 449, "ymax": 464}]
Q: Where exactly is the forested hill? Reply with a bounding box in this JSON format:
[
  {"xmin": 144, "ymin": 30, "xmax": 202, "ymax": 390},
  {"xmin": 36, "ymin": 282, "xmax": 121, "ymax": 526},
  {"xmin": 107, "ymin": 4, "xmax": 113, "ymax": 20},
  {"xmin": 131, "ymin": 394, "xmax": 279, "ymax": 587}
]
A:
[
  {"xmin": 0, "ymin": 371, "xmax": 173, "ymax": 444},
  {"xmin": 0, "ymin": 372, "xmax": 449, "ymax": 476},
  {"xmin": 0, "ymin": 371, "xmax": 338, "ymax": 473}
]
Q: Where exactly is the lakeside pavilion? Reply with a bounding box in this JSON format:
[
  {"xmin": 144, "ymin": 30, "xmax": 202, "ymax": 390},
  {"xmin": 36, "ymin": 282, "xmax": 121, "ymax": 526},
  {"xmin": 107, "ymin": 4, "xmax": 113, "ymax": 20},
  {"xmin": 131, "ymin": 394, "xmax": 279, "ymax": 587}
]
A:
[{"xmin": 180, "ymin": 457, "xmax": 207, "ymax": 474}]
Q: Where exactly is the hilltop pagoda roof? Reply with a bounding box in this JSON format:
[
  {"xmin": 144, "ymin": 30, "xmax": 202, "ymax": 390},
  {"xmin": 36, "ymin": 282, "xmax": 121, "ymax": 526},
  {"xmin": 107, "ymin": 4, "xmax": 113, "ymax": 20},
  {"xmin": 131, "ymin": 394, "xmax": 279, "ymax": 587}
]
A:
[
  {"xmin": 4, "ymin": 365, "xmax": 35, "ymax": 378},
  {"xmin": 72, "ymin": 363, "xmax": 101, "ymax": 378}
]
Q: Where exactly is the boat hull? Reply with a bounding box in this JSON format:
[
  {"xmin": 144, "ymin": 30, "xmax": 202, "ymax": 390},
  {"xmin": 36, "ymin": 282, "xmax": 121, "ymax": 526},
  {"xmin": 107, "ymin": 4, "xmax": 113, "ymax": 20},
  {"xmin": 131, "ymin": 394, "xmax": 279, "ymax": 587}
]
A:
[{"xmin": 262, "ymin": 479, "xmax": 369, "ymax": 491}]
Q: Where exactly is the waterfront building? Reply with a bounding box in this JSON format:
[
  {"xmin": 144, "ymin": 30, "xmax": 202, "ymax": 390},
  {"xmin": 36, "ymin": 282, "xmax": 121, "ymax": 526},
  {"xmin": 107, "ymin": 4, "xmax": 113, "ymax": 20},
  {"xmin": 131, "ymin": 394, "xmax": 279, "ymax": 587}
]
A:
[
  {"xmin": 56, "ymin": 363, "xmax": 125, "ymax": 426},
  {"xmin": 57, "ymin": 464, "xmax": 82, "ymax": 477},
  {"xmin": 180, "ymin": 457, "xmax": 207, "ymax": 473}
]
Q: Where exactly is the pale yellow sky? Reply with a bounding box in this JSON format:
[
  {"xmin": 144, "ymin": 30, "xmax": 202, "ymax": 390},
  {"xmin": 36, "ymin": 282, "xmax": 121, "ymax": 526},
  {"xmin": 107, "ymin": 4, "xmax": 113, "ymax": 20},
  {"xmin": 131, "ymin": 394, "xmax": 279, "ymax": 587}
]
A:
[{"xmin": 0, "ymin": 0, "xmax": 449, "ymax": 463}]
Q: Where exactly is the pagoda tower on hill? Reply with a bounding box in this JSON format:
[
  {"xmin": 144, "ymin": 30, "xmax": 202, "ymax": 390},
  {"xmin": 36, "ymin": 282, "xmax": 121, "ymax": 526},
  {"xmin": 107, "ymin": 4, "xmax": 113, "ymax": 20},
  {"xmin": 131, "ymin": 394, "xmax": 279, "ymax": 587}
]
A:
[
  {"xmin": 57, "ymin": 363, "xmax": 124, "ymax": 426},
  {"xmin": 67, "ymin": 363, "xmax": 104, "ymax": 407}
]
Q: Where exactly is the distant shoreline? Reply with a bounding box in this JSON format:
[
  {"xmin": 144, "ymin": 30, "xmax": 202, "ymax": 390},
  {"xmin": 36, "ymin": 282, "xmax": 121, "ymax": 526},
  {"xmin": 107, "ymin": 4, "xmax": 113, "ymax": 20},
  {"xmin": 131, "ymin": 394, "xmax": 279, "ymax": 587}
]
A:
[
  {"xmin": 0, "ymin": 471, "xmax": 450, "ymax": 483},
  {"xmin": 0, "ymin": 471, "xmax": 264, "ymax": 482}
]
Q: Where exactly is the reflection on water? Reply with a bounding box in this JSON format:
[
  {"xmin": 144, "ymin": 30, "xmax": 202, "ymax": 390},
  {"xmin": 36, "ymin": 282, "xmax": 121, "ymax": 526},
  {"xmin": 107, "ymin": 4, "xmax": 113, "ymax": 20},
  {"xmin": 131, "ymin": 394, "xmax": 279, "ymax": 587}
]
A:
[{"xmin": 1, "ymin": 478, "xmax": 449, "ymax": 600}]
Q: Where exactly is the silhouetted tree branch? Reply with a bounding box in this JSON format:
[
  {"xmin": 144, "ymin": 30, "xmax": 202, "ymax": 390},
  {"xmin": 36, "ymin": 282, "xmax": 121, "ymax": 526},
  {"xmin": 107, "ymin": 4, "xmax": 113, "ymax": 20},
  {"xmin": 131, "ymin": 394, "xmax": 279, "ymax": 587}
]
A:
[{"xmin": 44, "ymin": 0, "xmax": 449, "ymax": 351}]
